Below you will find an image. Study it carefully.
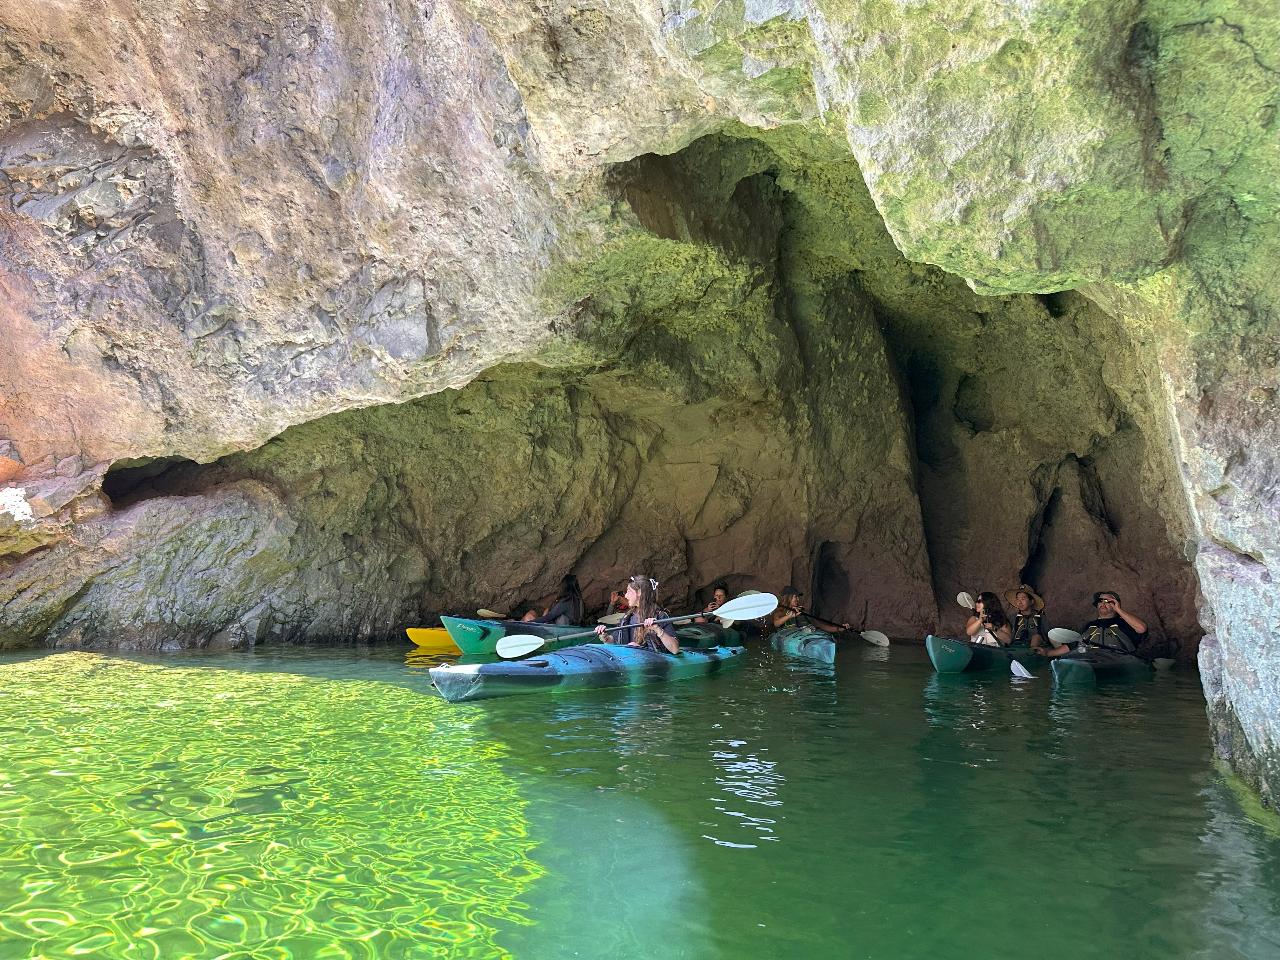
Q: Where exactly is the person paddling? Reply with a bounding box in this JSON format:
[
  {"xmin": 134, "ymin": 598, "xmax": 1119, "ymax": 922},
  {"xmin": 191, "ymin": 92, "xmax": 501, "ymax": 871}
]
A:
[
  {"xmin": 1044, "ymin": 590, "xmax": 1148, "ymax": 657},
  {"xmin": 770, "ymin": 586, "xmax": 851, "ymax": 633},
  {"xmin": 521, "ymin": 574, "xmax": 586, "ymax": 625},
  {"xmin": 965, "ymin": 591, "xmax": 1012, "ymax": 646},
  {"xmin": 1004, "ymin": 584, "xmax": 1048, "ymax": 651},
  {"xmin": 593, "ymin": 575, "xmax": 680, "ymax": 654}
]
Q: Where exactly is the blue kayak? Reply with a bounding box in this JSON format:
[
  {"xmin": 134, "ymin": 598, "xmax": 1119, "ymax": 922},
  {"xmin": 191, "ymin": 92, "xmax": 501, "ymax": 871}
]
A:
[
  {"xmin": 429, "ymin": 643, "xmax": 746, "ymax": 703},
  {"xmin": 770, "ymin": 625, "xmax": 836, "ymax": 664}
]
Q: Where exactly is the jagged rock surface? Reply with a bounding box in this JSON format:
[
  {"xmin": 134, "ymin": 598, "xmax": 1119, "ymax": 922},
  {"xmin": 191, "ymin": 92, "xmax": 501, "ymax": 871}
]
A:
[{"xmin": 1, "ymin": 2, "xmax": 1278, "ymax": 799}]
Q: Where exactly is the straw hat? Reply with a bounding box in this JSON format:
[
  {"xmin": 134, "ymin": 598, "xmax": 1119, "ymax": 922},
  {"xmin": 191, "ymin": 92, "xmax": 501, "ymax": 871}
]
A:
[{"xmin": 1004, "ymin": 583, "xmax": 1045, "ymax": 611}]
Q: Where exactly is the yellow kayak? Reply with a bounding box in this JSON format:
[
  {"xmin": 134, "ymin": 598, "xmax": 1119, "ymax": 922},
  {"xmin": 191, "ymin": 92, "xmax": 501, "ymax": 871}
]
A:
[{"xmin": 405, "ymin": 627, "xmax": 459, "ymax": 653}]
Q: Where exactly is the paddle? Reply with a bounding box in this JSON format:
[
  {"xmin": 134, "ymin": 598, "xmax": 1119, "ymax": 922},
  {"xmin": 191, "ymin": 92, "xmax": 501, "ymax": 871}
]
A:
[
  {"xmin": 1047, "ymin": 627, "xmax": 1148, "ymax": 659},
  {"xmin": 1010, "ymin": 659, "xmax": 1035, "ymax": 679},
  {"xmin": 715, "ymin": 589, "xmax": 762, "ymax": 628},
  {"xmin": 956, "ymin": 592, "xmax": 975, "ymax": 610},
  {"xmin": 598, "ymin": 611, "xmax": 626, "ymax": 626},
  {"xmin": 495, "ymin": 592, "xmax": 780, "ymax": 658},
  {"xmin": 477, "ymin": 608, "xmax": 507, "ymax": 620}
]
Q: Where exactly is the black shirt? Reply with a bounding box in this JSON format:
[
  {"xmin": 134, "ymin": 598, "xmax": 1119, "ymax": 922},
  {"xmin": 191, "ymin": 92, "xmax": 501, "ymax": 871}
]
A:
[
  {"xmin": 1080, "ymin": 616, "xmax": 1147, "ymax": 653},
  {"xmin": 1010, "ymin": 612, "xmax": 1046, "ymax": 647}
]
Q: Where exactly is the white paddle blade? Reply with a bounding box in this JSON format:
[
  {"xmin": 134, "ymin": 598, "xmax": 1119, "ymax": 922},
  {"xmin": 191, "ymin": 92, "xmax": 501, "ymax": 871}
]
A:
[
  {"xmin": 496, "ymin": 635, "xmax": 546, "ymax": 659},
  {"xmin": 860, "ymin": 630, "xmax": 890, "ymax": 647},
  {"xmin": 719, "ymin": 589, "xmax": 762, "ymax": 627},
  {"xmin": 714, "ymin": 592, "xmax": 779, "ymax": 621},
  {"xmin": 598, "ymin": 612, "xmax": 626, "ymax": 626},
  {"xmin": 1048, "ymin": 627, "xmax": 1082, "ymax": 645},
  {"xmin": 956, "ymin": 592, "xmax": 975, "ymax": 609},
  {"xmin": 1010, "ymin": 660, "xmax": 1034, "ymax": 679},
  {"xmin": 477, "ymin": 609, "xmax": 505, "ymax": 620}
]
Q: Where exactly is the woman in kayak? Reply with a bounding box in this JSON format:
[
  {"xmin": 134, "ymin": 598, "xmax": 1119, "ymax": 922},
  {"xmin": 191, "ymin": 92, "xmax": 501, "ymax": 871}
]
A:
[
  {"xmin": 521, "ymin": 574, "xmax": 585, "ymax": 625},
  {"xmin": 965, "ymin": 591, "xmax": 1011, "ymax": 646},
  {"xmin": 694, "ymin": 582, "xmax": 730, "ymax": 624},
  {"xmin": 769, "ymin": 586, "xmax": 851, "ymax": 633},
  {"xmin": 593, "ymin": 575, "xmax": 680, "ymax": 654}
]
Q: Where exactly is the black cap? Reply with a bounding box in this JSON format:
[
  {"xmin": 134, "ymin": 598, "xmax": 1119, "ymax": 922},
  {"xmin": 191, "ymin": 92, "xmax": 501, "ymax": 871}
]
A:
[
  {"xmin": 1092, "ymin": 590, "xmax": 1121, "ymax": 606},
  {"xmin": 780, "ymin": 585, "xmax": 804, "ymax": 597}
]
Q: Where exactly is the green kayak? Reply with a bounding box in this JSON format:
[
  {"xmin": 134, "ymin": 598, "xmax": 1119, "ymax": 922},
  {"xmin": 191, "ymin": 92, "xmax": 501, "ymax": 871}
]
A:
[
  {"xmin": 440, "ymin": 616, "xmax": 584, "ymax": 656},
  {"xmin": 429, "ymin": 643, "xmax": 745, "ymax": 703},
  {"xmin": 1051, "ymin": 648, "xmax": 1154, "ymax": 685},
  {"xmin": 925, "ymin": 635, "xmax": 1041, "ymax": 674},
  {"xmin": 770, "ymin": 625, "xmax": 836, "ymax": 664}
]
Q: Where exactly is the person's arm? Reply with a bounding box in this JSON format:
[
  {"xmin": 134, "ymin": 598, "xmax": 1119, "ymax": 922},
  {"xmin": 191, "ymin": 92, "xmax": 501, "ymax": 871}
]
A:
[
  {"xmin": 994, "ymin": 622, "xmax": 1013, "ymax": 645},
  {"xmin": 529, "ymin": 599, "xmax": 571, "ymax": 624},
  {"xmin": 965, "ymin": 616, "xmax": 984, "ymax": 637},
  {"xmin": 1112, "ymin": 601, "xmax": 1147, "ymax": 636},
  {"xmin": 633, "ymin": 617, "xmax": 680, "ymax": 654},
  {"xmin": 817, "ymin": 619, "xmax": 852, "ymax": 634}
]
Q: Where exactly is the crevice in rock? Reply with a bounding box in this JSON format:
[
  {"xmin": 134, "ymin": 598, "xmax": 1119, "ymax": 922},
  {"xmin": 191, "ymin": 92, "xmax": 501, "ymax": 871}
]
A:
[{"xmin": 101, "ymin": 456, "xmax": 203, "ymax": 508}]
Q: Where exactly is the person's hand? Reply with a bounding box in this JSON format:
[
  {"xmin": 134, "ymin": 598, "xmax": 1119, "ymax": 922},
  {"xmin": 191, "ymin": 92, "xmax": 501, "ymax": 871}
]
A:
[
  {"xmin": 706, "ymin": 600, "xmax": 720, "ymax": 611},
  {"xmin": 841, "ymin": 622, "xmax": 852, "ymax": 631},
  {"xmin": 594, "ymin": 625, "xmax": 607, "ymax": 637}
]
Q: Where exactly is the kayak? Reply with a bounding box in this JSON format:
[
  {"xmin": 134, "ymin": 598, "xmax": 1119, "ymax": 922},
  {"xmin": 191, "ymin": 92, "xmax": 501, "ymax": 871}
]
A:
[
  {"xmin": 676, "ymin": 622, "xmax": 742, "ymax": 649},
  {"xmin": 1051, "ymin": 648, "xmax": 1154, "ymax": 685},
  {"xmin": 440, "ymin": 616, "xmax": 584, "ymax": 656},
  {"xmin": 405, "ymin": 627, "xmax": 459, "ymax": 652},
  {"xmin": 429, "ymin": 643, "xmax": 746, "ymax": 703},
  {"xmin": 770, "ymin": 625, "xmax": 836, "ymax": 664},
  {"xmin": 925, "ymin": 635, "xmax": 1041, "ymax": 674}
]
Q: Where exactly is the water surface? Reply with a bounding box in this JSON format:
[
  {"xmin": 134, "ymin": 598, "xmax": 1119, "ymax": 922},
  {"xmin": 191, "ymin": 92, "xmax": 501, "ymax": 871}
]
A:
[{"xmin": 1, "ymin": 642, "xmax": 1277, "ymax": 959}]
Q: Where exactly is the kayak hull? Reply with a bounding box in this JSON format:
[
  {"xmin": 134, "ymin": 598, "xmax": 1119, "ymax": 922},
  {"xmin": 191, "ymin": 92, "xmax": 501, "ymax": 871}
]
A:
[
  {"xmin": 925, "ymin": 635, "xmax": 1042, "ymax": 674},
  {"xmin": 429, "ymin": 643, "xmax": 745, "ymax": 703},
  {"xmin": 440, "ymin": 616, "xmax": 584, "ymax": 656},
  {"xmin": 676, "ymin": 623, "xmax": 742, "ymax": 649},
  {"xmin": 1051, "ymin": 649, "xmax": 1154, "ymax": 685},
  {"xmin": 771, "ymin": 626, "xmax": 836, "ymax": 664},
  {"xmin": 405, "ymin": 627, "xmax": 459, "ymax": 652}
]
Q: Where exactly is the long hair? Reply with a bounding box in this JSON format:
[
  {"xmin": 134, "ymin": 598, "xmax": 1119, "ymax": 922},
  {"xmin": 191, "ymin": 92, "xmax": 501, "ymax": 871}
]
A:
[
  {"xmin": 560, "ymin": 574, "xmax": 584, "ymax": 624},
  {"xmin": 976, "ymin": 591, "xmax": 1008, "ymax": 629},
  {"xmin": 628, "ymin": 575, "xmax": 660, "ymax": 624}
]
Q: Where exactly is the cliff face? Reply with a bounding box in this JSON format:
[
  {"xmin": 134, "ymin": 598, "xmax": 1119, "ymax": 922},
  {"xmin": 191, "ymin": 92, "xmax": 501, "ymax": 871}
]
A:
[{"xmin": 1, "ymin": 2, "xmax": 1277, "ymax": 798}]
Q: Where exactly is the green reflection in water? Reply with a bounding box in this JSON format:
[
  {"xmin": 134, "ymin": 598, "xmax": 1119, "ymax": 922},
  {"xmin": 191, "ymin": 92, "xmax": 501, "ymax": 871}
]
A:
[{"xmin": 0, "ymin": 653, "xmax": 541, "ymax": 959}]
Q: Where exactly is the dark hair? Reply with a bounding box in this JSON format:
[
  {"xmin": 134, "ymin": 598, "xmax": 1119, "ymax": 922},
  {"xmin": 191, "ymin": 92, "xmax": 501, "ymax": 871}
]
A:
[
  {"xmin": 627, "ymin": 575, "xmax": 659, "ymax": 624},
  {"xmin": 711, "ymin": 581, "xmax": 729, "ymax": 597},
  {"xmin": 559, "ymin": 574, "xmax": 584, "ymax": 624},
  {"xmin": 975, "ymin": 591, "xmax": 1008, "ymax": 629}
]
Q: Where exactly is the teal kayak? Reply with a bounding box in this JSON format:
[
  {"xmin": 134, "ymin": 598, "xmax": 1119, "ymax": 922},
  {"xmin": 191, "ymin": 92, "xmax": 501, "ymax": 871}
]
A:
[
  {"xmin": 429, "ymin": 643, "xmax": 746, "ymax": 703},
  {"xmin": 442, "ymin": 617, "xmax": 742, "ymax": 658},
  {"xmin": 1051, "ymin": 648, "xmax": 1154, "ymax": 685},
  {"xmin": 925, "ymin": 635, "xmax": 1042, "ymax": 674},
  {"xmin": 440, "ymin": 616, "xmax": 583, "ymax": 656},
  {"xmin": 770, "ymin": 626, "xmax": 836, "ymax": 664}
]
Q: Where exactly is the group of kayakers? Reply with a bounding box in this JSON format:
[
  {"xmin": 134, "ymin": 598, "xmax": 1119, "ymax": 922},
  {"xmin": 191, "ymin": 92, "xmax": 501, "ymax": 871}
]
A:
[
  {"xmin": 967, "ymin": 584, "xmax": 1149, "ymax": 657},
  {"xmin": 514, "ymin": 573, "xmax": 1153, "ymax": 660}
]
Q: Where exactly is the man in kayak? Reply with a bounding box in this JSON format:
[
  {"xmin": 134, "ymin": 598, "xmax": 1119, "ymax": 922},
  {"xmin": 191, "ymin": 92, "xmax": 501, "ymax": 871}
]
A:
[
  {"xmin": 1044, "ymin": 590, "xmax": 1148, "ymax": 656},
  {"xmin": 770, "ymin": 586, "xmax": 851, "ymax": 633},
  {"xmin": 593, "ymin": 575, "xmax": 680, "ymax": 654},
  {"xmin": 1004, "ymin": 584, "xmax": 1049, "ymax": 651}
]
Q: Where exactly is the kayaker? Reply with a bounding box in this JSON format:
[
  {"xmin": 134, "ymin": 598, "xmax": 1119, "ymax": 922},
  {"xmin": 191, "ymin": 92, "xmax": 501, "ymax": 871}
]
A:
[
  {"xmin": 593, "ymin": 575, "xmax": 680, "ymax": 654},
  {"xmin": 965, "ymin": 592, "xmax": 1012, "ymax": 646},
  {"xmin": 521, "ymin": 574, "xmax": 585, "ymax": 625},
  {"xmin": 694, "ymin": 582, "xmax": 730, "ymax": 624},
  {"xmin": 770, "ymin": 586, "xmax": 851, "ymax": 633},
  {"xmin": 1003, "ymin": 584, "xmax": 1048, "ymax": 650},
  {"xmin": 1044, "ymin": 590, "xmax": 1148, "ymax": 656}
]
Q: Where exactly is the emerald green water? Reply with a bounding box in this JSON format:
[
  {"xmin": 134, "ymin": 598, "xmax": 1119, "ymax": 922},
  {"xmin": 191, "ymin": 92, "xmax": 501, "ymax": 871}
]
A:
[{"xmin": 2, "ymin": 643, "xmax": 1279, "ymax": 959}]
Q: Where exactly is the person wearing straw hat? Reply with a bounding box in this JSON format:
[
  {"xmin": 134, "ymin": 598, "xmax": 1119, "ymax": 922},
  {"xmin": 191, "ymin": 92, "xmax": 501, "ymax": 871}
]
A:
[{"xmin": 1004, "ymin": 584, "xmax": 1048, "ymax": 651}]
